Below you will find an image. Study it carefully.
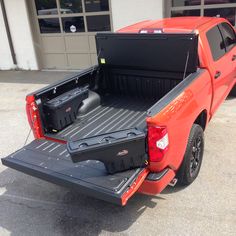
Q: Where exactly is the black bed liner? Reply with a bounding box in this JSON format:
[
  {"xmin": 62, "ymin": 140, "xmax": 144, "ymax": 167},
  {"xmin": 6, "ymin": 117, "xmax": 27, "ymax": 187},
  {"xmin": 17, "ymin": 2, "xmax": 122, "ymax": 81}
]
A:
[
  {"xmin": 47, "ymin": 95, "xmax": 154, "ymax": 142},
  {"xmin": 2, "ymin": 139, "xmax": 145, "ymax": 205}
]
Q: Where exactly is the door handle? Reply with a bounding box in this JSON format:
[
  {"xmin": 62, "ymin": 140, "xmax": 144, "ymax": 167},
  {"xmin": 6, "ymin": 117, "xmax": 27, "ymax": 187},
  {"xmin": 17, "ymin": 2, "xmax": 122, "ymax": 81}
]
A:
[
  {"xmin": 232, "ymin": 55, "xmax": 236, "ymax": 61},
  {"xmin": 214, "ymin": 71, "xmax": 221, "ymax": 79}
]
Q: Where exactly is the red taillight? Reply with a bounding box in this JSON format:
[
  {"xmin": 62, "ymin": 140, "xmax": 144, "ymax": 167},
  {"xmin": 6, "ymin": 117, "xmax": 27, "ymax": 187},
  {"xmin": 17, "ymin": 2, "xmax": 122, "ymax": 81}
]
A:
[
  {"xmin": 26, "ymin": 95, "xmax": 43, "ymax": 139},
  {"xmin": 148, "ymin": 126, "xmax": 169, "ymax": 162}
]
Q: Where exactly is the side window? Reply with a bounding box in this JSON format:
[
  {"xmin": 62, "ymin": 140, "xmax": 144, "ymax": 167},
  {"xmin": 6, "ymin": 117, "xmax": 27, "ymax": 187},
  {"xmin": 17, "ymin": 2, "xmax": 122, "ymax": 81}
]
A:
[
  {"xmin": 206, "ymin": 25, "xmax": 226, "ymax": 61},
  {"xmin": 220, "ymin": 22, "xmax": 236, "ymax": 52}
]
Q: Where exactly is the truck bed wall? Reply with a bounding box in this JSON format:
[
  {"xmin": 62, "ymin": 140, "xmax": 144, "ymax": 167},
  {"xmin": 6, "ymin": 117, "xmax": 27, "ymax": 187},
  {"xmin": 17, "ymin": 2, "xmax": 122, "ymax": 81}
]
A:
[{"xmin": 98, "ymin": 67, "xmax": 184, "ymax": 100}]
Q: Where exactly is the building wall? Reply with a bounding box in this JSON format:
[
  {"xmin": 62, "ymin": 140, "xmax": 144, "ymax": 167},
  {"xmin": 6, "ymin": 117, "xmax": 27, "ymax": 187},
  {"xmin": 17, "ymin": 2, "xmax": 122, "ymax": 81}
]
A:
[
  {"xmin": 111, "ymin": 0, "xmax": 163, "ymax": 31},
  {"xmin": 0, "ymin": 0, "xmax": 38, "ymax": 70},
  {"xmin": 0, "ymin": 5, "xmax": 13, "ymax": 70}
]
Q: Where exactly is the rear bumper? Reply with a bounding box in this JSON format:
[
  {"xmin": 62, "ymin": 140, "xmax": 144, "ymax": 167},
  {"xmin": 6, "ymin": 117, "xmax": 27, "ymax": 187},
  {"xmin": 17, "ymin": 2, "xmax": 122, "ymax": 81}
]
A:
[{"xmin": 138, "ymin": 168, "xmax": 175, "ymax": 195}]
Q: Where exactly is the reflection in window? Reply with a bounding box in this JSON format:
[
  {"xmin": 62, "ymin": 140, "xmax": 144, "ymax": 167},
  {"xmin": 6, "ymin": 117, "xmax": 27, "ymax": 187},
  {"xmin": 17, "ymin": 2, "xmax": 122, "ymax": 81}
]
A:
[
  {"xmin": 220, "ymin": 22, "xmax": 236, "ymax": 50},
  {"xmin": 204, "ymin": 8, "xmax": 236, "ymax": 26},
  {"xmin": 38, "ymin": 18, "xmax": 61, "ymax": 33},
  {"xmin": 85, "ymin": 0, "xmax": 109, "ymax": 12},
  {"xmin": 35, "ymin": 0, "xmax": 57, "ymax": 15},
  {"xmin": 62, "ymin": 17, "xmax": 85, "ymax": 32},
  {"xmin": 204, "ymin": 0, "xmax": 236, "ymax": 5},
  {"xmin": 86, "ymin": 15, "xmax": 110, "ymax": 31},
  {"xmin": 206, "ymin": 26, "xmax": 226, "ymax": 61},
  {"xmin": 172, "ymin": 0, "xmax": 200, "ymax": 7},
  {"xmin": 171, "ymin": 9, "xmax": 201, "ymax": 17},
  {"xmin": 59, "ymin": 0, "xmax": 82, "ymax": 14}
]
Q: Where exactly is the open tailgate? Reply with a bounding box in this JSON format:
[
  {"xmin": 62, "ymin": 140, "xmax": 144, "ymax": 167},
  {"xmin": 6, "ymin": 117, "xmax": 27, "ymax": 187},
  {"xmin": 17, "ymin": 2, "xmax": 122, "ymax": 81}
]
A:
[{"xmin": 1, "ymin": 139, "xmax": 149, "ymax": 206}]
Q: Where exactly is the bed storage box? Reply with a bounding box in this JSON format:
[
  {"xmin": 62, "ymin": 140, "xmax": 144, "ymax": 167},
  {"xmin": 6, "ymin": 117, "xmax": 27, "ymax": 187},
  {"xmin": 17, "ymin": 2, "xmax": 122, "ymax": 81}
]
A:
[{"xmin": 44, "ymin": 87, "xmax": 88, "ymax": 131}]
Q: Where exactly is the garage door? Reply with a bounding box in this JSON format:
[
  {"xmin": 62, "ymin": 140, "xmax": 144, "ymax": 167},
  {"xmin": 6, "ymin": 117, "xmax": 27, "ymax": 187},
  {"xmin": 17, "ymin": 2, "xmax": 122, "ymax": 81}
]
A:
[{"xmin": 33, "ymin": 0, "xmax": 112, "ymax": 70}]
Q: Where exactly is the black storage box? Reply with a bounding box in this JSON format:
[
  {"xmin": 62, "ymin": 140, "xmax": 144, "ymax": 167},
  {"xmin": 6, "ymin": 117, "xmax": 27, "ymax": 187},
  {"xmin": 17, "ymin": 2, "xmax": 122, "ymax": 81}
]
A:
[
  {"xmin": 44, "ymin": 87, "xmax": 88, "ymax": 131},
  {"xmin": 67, "ymin": 129, "xmax": 148, "ymax": 174}
]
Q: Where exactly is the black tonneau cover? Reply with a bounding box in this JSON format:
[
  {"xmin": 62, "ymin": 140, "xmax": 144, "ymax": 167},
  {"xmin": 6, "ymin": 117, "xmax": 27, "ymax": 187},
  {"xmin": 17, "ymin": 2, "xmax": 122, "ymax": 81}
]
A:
[{"xmin": 96, "ymin": 33, "xmax": 198, "ymax": 73}]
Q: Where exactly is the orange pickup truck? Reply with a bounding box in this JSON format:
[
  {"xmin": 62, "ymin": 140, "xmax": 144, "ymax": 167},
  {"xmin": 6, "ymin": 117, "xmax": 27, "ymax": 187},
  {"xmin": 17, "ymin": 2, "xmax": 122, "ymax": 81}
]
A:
[{"xmin": 2, "ymin": 17, "xmax": 236, "ymax": 206}]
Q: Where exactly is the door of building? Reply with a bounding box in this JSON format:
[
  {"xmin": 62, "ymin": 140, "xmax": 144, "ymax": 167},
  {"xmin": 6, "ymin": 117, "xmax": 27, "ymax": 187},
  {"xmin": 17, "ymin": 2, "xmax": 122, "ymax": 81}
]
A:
[{"xmin": 32, "ymin": 0, "xmax": 112, "ymax": 70}]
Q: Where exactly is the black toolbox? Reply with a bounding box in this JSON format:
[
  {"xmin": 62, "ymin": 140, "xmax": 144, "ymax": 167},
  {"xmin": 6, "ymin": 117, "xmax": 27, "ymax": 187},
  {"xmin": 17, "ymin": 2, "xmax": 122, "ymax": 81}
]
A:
[
  {"xmin": 67, "ymin": 128, "xmax": 148, "ymax": 174},
  {"xmin": 44, "ymin": 87, "xmax": 88, "ymax": 131}
]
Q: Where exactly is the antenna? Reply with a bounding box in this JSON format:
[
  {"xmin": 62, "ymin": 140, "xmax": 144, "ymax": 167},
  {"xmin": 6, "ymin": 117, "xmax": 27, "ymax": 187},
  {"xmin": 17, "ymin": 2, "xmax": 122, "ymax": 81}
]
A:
[{"xmin": 183, "ymin": 51, "xmax": 190, "ymax": 80}]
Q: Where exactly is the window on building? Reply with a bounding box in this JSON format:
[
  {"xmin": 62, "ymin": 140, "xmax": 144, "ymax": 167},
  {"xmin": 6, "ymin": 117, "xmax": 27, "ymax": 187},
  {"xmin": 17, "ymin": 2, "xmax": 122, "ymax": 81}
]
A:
[
  {"xmin": 35, "ymin": 0, "xmax": 57, "ymax": 15},
  {"xmin": 172, "ymin": 0, "xmax": 200, "ymax": 7},
  {"xmin": 59, "ymin": 0, "xmax": 83, "ymax": 14},
  {"xmin": 86, "ymin": 15, "xmax": 110, "ymax": 31},
  {"xmin": 169, "ymin": 0, "xmax": 236, "ymax": 27},
  {"xmin": 38, "ymin": 18, "xmax": 61, "ymax": 33},
  {"xmin": 34, "ymin": 0, "xmax": 111, "ymax": 34},
  {"xmin": 204, "ymin": 0, "xmax": 236, "ymax": 5},
  {"xmin": 62, "ymin": 17, "xmax": 85, "ymax": 32},
  {"xmin": 171, "ymin": 9, "xmax": 200, "ymax": 17},
  {"xmin": 206, "ymin": 25, "xmax": 226, "ymax": 61},
  {"xmin": 204, "ymin": 8, "xmax": 236, "ymax": 26},
  {"xmin": 85, "ymin": 0, "xmax": 109, "ymax": 12}
]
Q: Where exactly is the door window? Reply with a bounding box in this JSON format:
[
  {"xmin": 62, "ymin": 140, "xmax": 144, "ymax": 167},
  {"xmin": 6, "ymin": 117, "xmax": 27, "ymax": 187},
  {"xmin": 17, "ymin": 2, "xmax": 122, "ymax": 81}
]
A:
[
  {"xmin": 206, "ymin": 25, "xmax": 226, "ymax": 61},
  {"xmin": 220, "ymin": 22, "xmax": 236, "ymax": 51}
]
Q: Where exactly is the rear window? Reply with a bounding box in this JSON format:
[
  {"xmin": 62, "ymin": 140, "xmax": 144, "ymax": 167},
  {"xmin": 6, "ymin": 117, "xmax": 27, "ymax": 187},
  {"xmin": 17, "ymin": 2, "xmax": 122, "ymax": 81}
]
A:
[{"xmin": 206, "ymin": 25, "xmax": 226, "ymax": 61}]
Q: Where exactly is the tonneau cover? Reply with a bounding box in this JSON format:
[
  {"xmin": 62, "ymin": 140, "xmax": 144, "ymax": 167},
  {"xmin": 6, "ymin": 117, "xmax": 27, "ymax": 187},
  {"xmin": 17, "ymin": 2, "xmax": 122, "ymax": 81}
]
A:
[{"xmin": 96, "ymin": 33, "xmax": 198, "ymax": 73}]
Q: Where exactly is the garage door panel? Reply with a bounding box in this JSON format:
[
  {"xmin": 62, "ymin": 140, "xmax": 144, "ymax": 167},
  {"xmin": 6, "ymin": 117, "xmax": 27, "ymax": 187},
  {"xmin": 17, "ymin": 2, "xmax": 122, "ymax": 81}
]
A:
[
  {"xmin": 41, "ymin": 37, "xmax": 65, "ymax": 53},
  {"xmin": 67, "ymin": 54, "xmax": 91, "ymax": 69},
  {"xmin": 65, "ymin": 36, "xmax": 90, "ymax": 53},
  {"xmin": 89, "ymin": 36, "xmax": 97, "ymax": 53},
  {"xmin": 43, "ymin": 54, "xmax": 67, "ymax": 69},
  {"xmin": 90, "ymin": 53, "xmax": 98, "ymax": 66}
]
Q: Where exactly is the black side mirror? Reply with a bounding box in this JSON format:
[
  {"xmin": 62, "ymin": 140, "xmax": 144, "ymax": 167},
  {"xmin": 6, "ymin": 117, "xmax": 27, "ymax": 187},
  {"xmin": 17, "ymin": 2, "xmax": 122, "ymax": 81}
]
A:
[{"xmin": 225, "ymin": 36, "xmax": 236, "ymax": 47}]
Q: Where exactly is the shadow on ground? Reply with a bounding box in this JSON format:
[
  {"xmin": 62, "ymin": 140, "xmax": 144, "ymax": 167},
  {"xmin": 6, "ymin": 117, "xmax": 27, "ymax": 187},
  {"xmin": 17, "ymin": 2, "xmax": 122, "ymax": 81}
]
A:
[{"xmin": 0, "ymin": 167, "xmax": 165, "ymax": 236}]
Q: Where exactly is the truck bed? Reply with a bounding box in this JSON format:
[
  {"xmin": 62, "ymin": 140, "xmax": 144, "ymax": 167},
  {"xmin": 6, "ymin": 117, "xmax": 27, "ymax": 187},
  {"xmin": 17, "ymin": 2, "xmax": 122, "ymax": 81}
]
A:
[{"xmin": 46, "ymin": 95, "xmax": 154, "ymax": 142}]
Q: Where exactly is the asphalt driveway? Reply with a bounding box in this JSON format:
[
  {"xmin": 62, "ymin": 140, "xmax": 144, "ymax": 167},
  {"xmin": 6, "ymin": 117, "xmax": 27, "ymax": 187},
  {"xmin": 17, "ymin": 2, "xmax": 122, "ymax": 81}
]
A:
[{"xmin": 0, "ymin": 71, "xmax": 235, "ymax": 236}]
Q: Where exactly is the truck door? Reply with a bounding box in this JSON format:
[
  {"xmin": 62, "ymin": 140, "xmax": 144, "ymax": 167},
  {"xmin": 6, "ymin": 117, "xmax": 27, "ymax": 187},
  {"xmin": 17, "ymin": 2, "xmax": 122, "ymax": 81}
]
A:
[{"xmin": 205, "ymin": 24, "xmax": 235, "ymax": 115}]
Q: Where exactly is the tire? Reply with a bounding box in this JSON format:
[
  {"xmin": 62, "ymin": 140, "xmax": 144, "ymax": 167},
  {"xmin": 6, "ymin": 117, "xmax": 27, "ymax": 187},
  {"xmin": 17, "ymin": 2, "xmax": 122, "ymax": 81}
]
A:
[
  {"xmin": 230, "ymin": 84, "xmax": 236, "ymax": 97},
  {"xmin": 177, "ymin": 124, "xmax": 204, "ymax": 186}
]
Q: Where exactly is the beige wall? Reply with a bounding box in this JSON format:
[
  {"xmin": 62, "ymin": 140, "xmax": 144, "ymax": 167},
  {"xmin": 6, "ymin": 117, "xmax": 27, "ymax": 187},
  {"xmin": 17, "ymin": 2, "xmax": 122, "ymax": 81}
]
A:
[
  {"xmin": 111, "ymin": 0, "xmax": 164, "ymax": 31},
  {"xmin": 1, "ymin": 0, "xmax": 38, "ymax": 70},
  {"xmin": 0, "ymin": 5, "xmax": 13, "ymax": 70}
]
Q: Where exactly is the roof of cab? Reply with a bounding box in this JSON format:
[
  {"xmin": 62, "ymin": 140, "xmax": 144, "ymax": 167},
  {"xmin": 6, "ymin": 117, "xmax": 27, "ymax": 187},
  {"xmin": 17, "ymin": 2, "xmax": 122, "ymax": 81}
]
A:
[{"xmin": 118, "ymin": 17, "xmax": 223, "ymax": 33}]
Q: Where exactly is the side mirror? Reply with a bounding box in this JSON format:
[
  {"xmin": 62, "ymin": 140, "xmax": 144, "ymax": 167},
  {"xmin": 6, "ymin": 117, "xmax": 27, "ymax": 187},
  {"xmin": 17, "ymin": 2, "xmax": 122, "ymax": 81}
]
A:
[{"xmin": 225, "ymin": 36, "xmax": 236, "ymax": 47}]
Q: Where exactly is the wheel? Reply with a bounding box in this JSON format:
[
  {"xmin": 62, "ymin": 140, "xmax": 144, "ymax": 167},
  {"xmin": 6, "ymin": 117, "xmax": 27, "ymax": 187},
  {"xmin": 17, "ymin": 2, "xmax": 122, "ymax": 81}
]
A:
[{"xmin": 177, "ymin": 124, "xmax": 204, "ymax": 186}]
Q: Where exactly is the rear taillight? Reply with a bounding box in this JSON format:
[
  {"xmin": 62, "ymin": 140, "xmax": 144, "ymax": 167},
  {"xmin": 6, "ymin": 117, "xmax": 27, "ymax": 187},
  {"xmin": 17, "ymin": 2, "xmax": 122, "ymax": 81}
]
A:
[
  {"xmin": 148, "ymin": 126, "xmax": 169, "ymax": 162},
  {"xmin": 26, "ymin": 95, "xmax": 43, "ymax": 139}
]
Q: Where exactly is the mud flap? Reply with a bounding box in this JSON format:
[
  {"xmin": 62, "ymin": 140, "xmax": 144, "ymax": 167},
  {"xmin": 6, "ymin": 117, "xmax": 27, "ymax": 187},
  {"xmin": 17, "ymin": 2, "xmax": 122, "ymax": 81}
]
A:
[{"xmin": 1, "ymin": 139, "xmax": 149, "ymax": 205}]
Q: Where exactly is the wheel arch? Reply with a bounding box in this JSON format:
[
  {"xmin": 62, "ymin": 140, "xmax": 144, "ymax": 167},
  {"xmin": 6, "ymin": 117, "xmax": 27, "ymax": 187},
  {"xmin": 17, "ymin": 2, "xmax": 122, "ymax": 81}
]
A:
[{"xmin": 193, "ymin": 109, "xmax": 208, "ymax": 131}]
